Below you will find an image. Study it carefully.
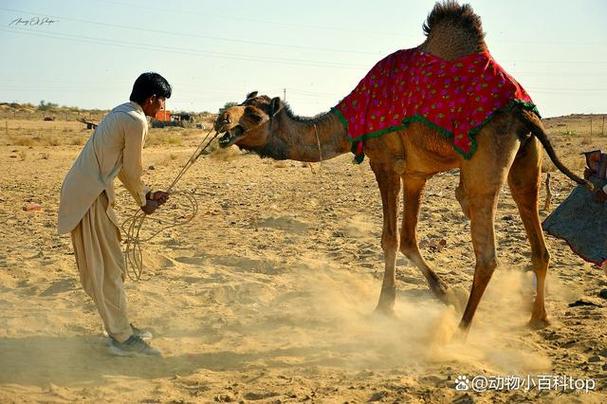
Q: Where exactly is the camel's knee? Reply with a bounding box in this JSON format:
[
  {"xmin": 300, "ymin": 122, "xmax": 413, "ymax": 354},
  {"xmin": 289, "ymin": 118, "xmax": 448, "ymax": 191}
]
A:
[
  {"xmin": 474, "ymin": 255, "xmax": 498, "ymax": 281},
  {"xmin": 479, "ymin": 253, "xmax": 498, "ymax": 268},
  {"xmin": 381, "ymin": 235, "xmax": 398, "ymax": 253},
  {"xmin": 531, "ymin": 248, "xmax": 550, "ymax": 272},
  {"xmin": 535, "ymin": 247, "xmax": 550, "ymax": 263}
]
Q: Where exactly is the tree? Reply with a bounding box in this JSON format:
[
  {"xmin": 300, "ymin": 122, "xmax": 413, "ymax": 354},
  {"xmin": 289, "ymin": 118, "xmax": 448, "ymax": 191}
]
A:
[
  {"xmin": 38, "ymin": 100, "xmax": 58, "ymax": 111},
  {"xmin": 218, "ymin": 101, "xmax": 238, "ymax": 115}
]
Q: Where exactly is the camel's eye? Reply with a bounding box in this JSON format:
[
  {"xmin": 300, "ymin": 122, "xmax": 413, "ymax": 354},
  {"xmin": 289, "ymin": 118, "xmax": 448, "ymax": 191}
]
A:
[{"xmin": 223, "ymin": 117, "xmax": 231, "ymax": 124}]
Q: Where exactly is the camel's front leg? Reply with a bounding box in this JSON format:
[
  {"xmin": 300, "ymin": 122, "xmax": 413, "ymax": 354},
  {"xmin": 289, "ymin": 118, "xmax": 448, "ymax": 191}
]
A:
[
  {"xmin": 400, "ymin": 174, "xmax": 449, "ymax": 300},
  {"xmin": 370, "ymin": 161, "xmax": 401, "ymax": 314}
]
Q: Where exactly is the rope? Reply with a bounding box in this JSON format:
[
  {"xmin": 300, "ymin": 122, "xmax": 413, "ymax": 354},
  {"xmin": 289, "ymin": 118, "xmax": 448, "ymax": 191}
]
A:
[
  {"xmin": 312, "ymin": 123, "xmax": 327, "ymax": 234},
  {"xmin": 122, "ymin": 128, "xmax": 219, "ymax": 281},
  {"xmin": 314, "ymin": 123, "xmax": 323, "ymax": 165}
]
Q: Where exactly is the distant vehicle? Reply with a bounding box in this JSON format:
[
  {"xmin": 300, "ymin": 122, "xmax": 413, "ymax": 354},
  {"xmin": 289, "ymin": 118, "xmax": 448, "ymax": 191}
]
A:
[
  {"xmin": 78, "ymin": 118, "xmax": 97, "ymax": 129},
  {"xmin": 152, "ymin": 110, "xmax": 194, "ymax": 128}
]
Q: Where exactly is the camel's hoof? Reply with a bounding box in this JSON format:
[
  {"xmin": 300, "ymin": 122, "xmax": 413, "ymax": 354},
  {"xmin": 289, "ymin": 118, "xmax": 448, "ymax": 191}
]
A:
[
  {"xmin": 433, "ymin": 287, "xmax": 449, "ymax": 302},
  {"xmin": 373, "ymin": 305, "xmax": 397, "ymax": 319},
  {"xmin": 442, "ymin": 286, "xmax": 468, "ymax": 313},
  {"xmin": 428, "ymin": 281, "xmax": 448, "ymax": 301},
  {"xmin": 454, "ymin": 323, "xmax": 470, "ymax": 343},
  {"xmin": 528, "ymin": 317, "xmax": 550, "ymax": 330},
  {"xmin": 375, "ymin": 288, "xmax": 396, "ymax": 316}
]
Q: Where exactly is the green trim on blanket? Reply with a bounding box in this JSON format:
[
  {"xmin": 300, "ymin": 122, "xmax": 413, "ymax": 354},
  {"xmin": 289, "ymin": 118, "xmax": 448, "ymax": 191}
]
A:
[
  {"xmin": 333, "ymin": 100, "xmax": 540, "ymax": 163},
  {"xmin": 331, "ymin": 107, "xmax": 349, "ymax": 130}
]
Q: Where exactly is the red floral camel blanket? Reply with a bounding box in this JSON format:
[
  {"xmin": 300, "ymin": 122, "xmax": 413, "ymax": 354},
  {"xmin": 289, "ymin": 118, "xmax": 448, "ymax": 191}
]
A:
[{"xmin": 333, "ymin": 48, "xmax": 538, "ymax": 162}]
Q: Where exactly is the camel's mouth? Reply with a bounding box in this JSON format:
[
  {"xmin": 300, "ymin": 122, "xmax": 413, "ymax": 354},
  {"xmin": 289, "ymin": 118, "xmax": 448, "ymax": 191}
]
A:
[{"xmin": 218, "ymin": 126, "xmax": 245, "ymax": 148}]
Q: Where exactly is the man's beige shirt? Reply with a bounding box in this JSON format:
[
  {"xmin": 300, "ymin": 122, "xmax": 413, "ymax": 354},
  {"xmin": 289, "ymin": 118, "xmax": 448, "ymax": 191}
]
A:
[{"xmin": 57, "ymin": 101, "xmax": 150, "ymax": 234}]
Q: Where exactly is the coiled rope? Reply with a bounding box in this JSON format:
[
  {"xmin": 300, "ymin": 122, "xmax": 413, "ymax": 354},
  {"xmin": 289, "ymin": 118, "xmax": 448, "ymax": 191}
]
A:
[{"xmin": 122, "ymin": 128, "xmax": 219, "ymax": 281}]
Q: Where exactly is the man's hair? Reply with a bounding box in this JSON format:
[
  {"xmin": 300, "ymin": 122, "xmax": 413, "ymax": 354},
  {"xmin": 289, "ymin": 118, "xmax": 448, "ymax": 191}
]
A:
[{"xmin": 129, "ymin": 72, "xmax": 172, "ymax": 104}]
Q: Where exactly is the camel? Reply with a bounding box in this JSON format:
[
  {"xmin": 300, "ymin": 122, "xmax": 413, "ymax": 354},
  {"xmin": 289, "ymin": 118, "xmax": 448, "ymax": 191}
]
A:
[{"xmin": 213, "ymin": 2, "xmax": 592, "ymax": 331}]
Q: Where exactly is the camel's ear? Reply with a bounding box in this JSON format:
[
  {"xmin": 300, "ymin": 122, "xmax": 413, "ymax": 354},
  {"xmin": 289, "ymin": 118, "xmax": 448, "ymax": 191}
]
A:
[
  {"xmin": 244, "ymin": 105, "xmax": 264, "ymax": 124},
  {"xmin": 269, "ymin": 97, "xmax": 281, "ymax": 117},
  {"xmin": 246, "ymin": 91, "xmax": 258, "ymax": 100}
]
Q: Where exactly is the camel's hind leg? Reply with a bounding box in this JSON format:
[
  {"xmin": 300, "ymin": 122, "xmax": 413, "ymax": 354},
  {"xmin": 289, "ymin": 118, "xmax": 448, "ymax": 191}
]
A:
[
  {"xmin": 458, "ymin": 131, "xmax": 520, "ymax": 331},
  {"xmin": 400, "ymin": 174, "xmax": 449, "ymax": 300},
  {"xmin": 508, "ymin": 137, "xmax": 550, "ymax": 328},
  {"xmin": 370, "ymin": 161, "xmax": 401, "ymax": 314}
]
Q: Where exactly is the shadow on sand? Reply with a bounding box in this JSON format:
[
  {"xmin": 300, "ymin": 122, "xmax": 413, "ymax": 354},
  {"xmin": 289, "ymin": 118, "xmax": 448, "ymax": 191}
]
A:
[{"xmin": 0, "ymin": 332, "xmax": 399, "ymax": 387}]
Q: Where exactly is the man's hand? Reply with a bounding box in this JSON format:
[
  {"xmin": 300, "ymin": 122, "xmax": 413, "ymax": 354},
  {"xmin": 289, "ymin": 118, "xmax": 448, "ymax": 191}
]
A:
[
  {"xmin": 141, "ymin": 191, "xmax": 169, "ymax": 214},
  {"xmin": 141, "ymin": 199, "xmax": 159, "ymax": 215},
  {"xmin": 147, "ymin": 191, "xmax": 170, "ymax": 205},
  {"xmin": 153, "ymin": 191, "xmax": 170, "ymax": 205}
]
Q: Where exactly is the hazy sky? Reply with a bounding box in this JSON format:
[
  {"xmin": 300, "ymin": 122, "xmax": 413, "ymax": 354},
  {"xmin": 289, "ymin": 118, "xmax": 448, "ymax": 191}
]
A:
[{"xmin": 1, "ymin": 0, "xmax": 606, "ymax": 117}]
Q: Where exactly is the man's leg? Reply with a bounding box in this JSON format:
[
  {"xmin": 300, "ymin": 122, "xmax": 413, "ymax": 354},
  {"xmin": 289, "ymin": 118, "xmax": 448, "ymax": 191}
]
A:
[{"xmin": 71, "ymin": 193, "xmax": 133, "ymax": 343}]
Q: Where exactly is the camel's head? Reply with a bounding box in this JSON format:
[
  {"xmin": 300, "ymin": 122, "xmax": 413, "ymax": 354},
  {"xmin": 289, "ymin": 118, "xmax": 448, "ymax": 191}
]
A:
[{"xmin": 214, "ymin": 91, "xmax": 281, "ymax": 150}]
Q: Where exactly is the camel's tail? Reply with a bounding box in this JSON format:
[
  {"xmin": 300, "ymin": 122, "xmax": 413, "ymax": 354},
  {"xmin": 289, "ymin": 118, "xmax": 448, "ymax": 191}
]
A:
[{"xmin": 519, "ymin": 109, "xmax": 595, "ymax": 192}]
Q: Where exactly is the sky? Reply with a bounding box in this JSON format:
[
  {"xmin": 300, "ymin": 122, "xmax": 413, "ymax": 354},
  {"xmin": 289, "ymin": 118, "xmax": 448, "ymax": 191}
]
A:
[{"xmin": 1, "ymin": 0, "xmax": 606, "ymax": 117}]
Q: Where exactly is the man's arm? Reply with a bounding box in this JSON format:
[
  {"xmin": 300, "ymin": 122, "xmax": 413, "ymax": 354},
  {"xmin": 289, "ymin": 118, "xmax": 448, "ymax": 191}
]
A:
[{"xmin": 117, "ymin": 116, "xmax": 150, "ymax": 207}]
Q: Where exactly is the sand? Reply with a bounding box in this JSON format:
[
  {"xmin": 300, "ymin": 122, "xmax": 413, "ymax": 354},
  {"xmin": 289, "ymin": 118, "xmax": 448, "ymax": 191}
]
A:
[{"xmin": 0, "ymin": 117, "xmax": 606, "ymax": 403}]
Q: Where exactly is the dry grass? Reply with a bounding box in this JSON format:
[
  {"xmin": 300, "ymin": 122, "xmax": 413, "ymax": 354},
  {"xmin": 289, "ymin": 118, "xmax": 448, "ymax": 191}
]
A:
[
  {"xmin": 43, "ymin": 136, "xmax": 61, "ymax": 147},
  {"xmin": 70, "ymin": 136, "xmax": 85, "ymax": 146},
  {"xmin": 3, "ymin": 122, "xmax": 88, "ymax": 147},
  {"xmin": 4, "ymin": 125, "xmax": 201, "ymax": 148},
  {"xmin": 2, "ymin": 116, "xmax": 212, "ymax": 149},
  {"xmin": 9, "ymin": 136, "xmax": 36, "ymax": 147},
  {"xmin": 5, "ymin": 134, "xmax": 86, "ymax": 147},
  {"xmin": 581, "ymin": 134, "xmax": 593, "ymax": 146},
  {"xmin": 3, "ymin": 119, "xmax": 83, "ymax": 131},
  {"xmin": 542, "ymin": 115, "xmax": 606, "ymax": 175},
  {"xmin": 146, "ymin": 132, "xmax": 184, "ymax": 147},
  {"xmin": 145, "ymin": 126, "xmax": 211, "ymax": 148}
]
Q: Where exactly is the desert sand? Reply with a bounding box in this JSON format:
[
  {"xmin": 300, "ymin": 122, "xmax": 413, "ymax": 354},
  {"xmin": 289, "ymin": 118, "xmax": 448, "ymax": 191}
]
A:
[{"xmin": 0, "ymin": 114, "xmax": 606, "ymax": 403}]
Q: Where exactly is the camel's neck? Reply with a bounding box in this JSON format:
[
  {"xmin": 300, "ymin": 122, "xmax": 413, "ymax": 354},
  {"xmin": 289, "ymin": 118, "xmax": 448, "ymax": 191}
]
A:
[
  {"xmin": 420, "ymin": 23, "xmax": 486, "ymax": 60},
  {"xmin": 257, "ymin": 109, "xmax": 351, "ymax": 162}
]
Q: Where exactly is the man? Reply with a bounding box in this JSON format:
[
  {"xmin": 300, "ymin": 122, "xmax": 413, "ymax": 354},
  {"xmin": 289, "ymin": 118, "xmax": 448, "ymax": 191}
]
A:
[{"xmin": 58, "ymin": 72, "xmax": 171, "ymax": 356}]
